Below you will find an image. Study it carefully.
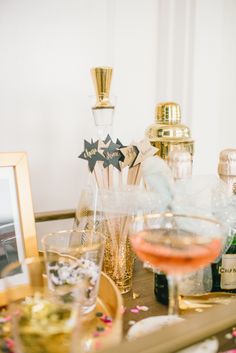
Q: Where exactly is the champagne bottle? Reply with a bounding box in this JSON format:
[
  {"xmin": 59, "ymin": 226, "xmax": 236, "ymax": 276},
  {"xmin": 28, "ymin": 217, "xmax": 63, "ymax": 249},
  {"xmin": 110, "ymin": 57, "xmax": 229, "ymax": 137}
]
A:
[
  {"xmin": 154, "ymin": 150, "xmax": 192, "ymax": 305},
  {"xmin": 211, "ymin": 149, "xmax": 236, "ymax": 293}
]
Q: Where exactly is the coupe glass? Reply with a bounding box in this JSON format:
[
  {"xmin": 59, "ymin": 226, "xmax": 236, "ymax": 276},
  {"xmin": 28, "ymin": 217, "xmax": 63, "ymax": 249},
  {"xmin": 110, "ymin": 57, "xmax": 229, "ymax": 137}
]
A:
[{"xmin": 130, "ymin": 212, "xmax": 225, "ymax": 315}]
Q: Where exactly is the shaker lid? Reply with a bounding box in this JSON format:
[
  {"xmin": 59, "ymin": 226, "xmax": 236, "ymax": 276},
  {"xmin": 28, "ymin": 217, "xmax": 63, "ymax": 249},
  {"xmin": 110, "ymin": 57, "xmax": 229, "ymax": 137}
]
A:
[
  {"xmin": 218, "ymin": 149, "xmax": 236, "ymax": 176},
  {"xmin": 146, "ymin": 102, "xmax": 192, "ymax": 141},
  {"xmin": 155, "ymin": 102, "xmax": 181, "ymax": 124}
]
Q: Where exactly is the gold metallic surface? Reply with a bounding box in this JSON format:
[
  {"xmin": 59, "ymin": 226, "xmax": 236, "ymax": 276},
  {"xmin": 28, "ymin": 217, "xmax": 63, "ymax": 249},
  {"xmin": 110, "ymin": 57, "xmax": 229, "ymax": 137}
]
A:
[
  {"xmin": 91, "ymin": 67, "xmax": 113, "ymax": 108},
  {"xmin": 145, "ymin": 102, "xmax": 194, "ymax": 159},
  {"xmin": 156, "ymin": 101, "xmax": 181, "ymax": 124},
  {"xmin": 233, "ymin": 183, "xmax": 236, "ymax": 195}
]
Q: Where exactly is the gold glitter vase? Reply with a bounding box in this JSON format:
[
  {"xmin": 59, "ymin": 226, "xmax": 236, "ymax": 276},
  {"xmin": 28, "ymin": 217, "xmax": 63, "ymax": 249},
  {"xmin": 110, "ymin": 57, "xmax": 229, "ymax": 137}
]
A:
[{"xmin": 102, "ymin": 217, "xmax": 134, "ymax": 294}]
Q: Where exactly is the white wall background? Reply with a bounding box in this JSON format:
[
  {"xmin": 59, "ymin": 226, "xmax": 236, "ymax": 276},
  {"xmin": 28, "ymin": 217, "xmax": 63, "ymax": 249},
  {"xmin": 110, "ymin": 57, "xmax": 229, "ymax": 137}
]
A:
[{"xmin": 0, "ymin": 0, "xmax": 236, "ymax": 216}]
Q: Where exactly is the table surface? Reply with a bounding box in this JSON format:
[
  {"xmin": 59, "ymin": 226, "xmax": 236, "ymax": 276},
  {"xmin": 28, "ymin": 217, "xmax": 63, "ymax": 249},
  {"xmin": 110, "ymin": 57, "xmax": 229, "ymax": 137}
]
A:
[{"xmin": 122, "ymin": 261, "xmax": 236, "ymax": 352}]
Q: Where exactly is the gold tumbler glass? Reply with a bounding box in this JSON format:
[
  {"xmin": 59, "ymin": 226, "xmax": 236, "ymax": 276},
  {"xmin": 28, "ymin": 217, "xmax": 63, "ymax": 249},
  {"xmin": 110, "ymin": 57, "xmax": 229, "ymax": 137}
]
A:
[{"xmin": 2, "ymin": 257, "xmax": 80, "ymax": 353}]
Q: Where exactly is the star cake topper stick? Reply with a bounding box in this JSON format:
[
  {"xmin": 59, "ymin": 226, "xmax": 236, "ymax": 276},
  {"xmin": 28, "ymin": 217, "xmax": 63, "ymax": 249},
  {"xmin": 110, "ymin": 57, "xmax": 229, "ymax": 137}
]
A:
[
  {"xmin": 132, "ymin": 139, "xmax": 158, "ymax": 167},
  {"xmin": 127, "ymin": 139, "xmax": 158, "ymax": 185},
  {"xmin": 120, "ymin": 145, "xmax": 139, "ymax": 169},
  {"xmin": 102, "ymin": 139, "xmax": 123, "ymax": 171},
  {"xmin": 78, "ymin": 139, "xmax": 105, "ymax": 173}
]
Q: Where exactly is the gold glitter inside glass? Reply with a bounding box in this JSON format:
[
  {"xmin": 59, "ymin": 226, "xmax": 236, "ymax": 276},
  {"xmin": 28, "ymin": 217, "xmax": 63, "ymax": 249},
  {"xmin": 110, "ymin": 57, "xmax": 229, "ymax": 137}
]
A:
[{"xmin": 101, "ymin": 218, "xmax": 135, "ymax": 294}]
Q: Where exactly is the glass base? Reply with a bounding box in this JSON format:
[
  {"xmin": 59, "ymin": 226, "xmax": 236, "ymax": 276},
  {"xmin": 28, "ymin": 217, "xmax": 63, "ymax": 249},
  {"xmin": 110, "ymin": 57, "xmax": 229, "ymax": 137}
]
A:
[
  {"xmin": 116, "ymin": 277, "xmax": 132, "ymax": 294},
  {"xmin": 127, "ymin": 315, "xmax": 184, "ymax": 341}
]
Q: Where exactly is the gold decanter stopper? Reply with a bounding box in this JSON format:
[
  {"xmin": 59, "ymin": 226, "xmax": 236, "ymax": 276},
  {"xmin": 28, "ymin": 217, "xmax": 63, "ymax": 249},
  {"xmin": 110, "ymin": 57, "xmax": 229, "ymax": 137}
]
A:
[
  {"xmin": 145, "ymin": 102, "xmax": 194, "ymax": 160},
  {"xmin": 91, "ymin": 67, "xmax": 113, "ymax": 108}
]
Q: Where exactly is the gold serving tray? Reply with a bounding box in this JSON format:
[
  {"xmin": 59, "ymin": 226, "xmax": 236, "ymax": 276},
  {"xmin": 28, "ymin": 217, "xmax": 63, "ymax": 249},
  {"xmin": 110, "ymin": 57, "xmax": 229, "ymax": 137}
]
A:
[
  {"xmin": 80, "ymin": 272, "xmax": 123, "ymax": 352},
  {"xmin": 0, "ymin": 272, "xmax": 123, "ymax": 353}
]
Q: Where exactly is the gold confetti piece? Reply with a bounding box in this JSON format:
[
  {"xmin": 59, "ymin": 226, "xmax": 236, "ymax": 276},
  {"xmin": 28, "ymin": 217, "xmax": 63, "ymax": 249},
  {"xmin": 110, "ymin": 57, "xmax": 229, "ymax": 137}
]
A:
[
  {"xmin": 225, "ymin": 333, "xmax": 233, "ymax": 340},
  {"xmin": 195, "ymin": 308, "xmax": 204, "ymax": 313},
  {"xmin": 180, "ymin": 299, "xmax": 212, "ymax": 310},
  {"xmin": 132, "ymin": 292, "xmax": 140, "ymax": 299}
]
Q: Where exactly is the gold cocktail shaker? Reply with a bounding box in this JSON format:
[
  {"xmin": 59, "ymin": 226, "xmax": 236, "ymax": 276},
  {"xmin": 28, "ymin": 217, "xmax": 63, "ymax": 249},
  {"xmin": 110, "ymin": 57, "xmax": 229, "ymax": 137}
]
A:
[{"xmin": 145, "ymin": 102, "xmax": 194, "ymax": 159}]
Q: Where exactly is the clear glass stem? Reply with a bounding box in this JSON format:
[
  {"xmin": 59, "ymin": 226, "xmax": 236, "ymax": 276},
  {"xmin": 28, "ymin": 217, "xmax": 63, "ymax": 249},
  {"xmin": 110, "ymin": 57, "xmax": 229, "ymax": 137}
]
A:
[{"xmin": 167, "ymin": 275, "xmax": 180, "ymax": 316}]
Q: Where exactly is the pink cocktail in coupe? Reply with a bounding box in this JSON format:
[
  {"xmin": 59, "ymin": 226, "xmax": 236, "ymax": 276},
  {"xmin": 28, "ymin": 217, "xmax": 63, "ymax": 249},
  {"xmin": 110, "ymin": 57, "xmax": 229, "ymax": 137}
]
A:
[{"xmin": 130, "ymin": 213, "xmax": 224, "ymax": 315}]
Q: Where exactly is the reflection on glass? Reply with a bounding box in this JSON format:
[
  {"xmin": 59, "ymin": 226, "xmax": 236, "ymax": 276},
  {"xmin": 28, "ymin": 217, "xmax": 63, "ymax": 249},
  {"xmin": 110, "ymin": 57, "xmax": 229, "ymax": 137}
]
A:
[{"xmin": 0, "ymin": 171, "xmax": 20, "ymax": 276}]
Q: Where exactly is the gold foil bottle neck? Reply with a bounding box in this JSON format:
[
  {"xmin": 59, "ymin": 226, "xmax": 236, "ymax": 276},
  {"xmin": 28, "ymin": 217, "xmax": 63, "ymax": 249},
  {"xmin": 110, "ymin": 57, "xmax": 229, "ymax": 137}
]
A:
[
  {"xmin": 91, "ymin": 67, "xmax": 113, "ymax": 109},
  {"xmin": 156, "ymin": 102, "xmax": 181, "ymax": 124},
  {"xmin": 233, "ymin": 183, "xmax": 236, "ymax": 195},
  {"xmin": 218, "ymin": 149, "xmax": 236, "ymax": 176},
  {"xmin": 168, "ymin": 150, "xmax": 192, "ymax": 180}
]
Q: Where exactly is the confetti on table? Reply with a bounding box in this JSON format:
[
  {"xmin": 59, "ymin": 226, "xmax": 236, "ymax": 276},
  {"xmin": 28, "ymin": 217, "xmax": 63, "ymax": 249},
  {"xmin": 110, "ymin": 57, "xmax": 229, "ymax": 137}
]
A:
[
  {"xmin": 96, "ymin": 312, "xmax": 103, "ymax": 318},
  {"xmin": 95, "ymin": 341, "xmax": 102, "ymax": 350},
  {"xmin": 121, "ymin": 306, "xmax": 126, "ymax": 314},
  {"xmin": 136, "ymin": 305, "xmax": 149, "ymax": 312},
  {"xmin": 96, "ymin": 326, "xmax": 105, "ymax": 332},
  {"xmin": 128, "ymin": 321, "xmax": 136, "ymax": 326},
  {"xmin": 130, "ymin": 308, "xmax": 139, "ymax": 314},
  {"xmin": 195, "ymin": 308, "xmax": 203, "ymax": 313},
  {"xmin": 132, "ymin": 292, "xmax": 140, "ymax": 299},
  {"xmin": 225, "ymin": 333, "xmax": 233, "ymax": 340},
  {"xmin": 100, "ymin": 315, "xmax": 112, "ymax": 323},
  {"xmin": 221, "ymin": 350, "xmax": 236, "ymax": 353}
]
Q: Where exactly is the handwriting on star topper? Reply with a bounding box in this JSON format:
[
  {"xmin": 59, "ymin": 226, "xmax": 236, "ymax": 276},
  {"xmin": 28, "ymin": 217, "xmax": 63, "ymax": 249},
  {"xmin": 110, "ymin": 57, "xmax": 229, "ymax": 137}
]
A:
[
  {"xmin": 102, "ymin": 139, "xmax": 123, "ymax": 171},
  {"xmin": 120, "ymin": 145, "xmax": 139, "ymax": 168},
  {"xmin": 132, "ymin": 139, "xmax": 158, "ymax": 166},
  {"xmin": 78, "ymin": 139, "xmax": 105, "ymax": 172}
]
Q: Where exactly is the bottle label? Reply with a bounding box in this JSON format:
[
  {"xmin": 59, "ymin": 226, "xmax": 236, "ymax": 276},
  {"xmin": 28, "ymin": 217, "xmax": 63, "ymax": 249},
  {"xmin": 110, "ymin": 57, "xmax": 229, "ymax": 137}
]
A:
[{"xmin": 220, "ymin": 254, "xmax": 236, "ymax": 289}]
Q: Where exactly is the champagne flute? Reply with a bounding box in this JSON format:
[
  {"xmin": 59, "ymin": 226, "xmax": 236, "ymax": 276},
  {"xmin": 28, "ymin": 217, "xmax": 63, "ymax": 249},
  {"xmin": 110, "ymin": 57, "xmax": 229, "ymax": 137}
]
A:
[{"xmin": 130, "ymin": 212, "xmax": 225, "ymax": 315}]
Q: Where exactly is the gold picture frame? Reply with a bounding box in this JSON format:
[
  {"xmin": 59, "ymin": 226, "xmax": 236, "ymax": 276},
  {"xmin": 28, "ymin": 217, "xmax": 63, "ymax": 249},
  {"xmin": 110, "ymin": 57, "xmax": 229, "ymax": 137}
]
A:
[{"xmin": 0, "ymin": 152, "xmax": 38, "ymax": 304}]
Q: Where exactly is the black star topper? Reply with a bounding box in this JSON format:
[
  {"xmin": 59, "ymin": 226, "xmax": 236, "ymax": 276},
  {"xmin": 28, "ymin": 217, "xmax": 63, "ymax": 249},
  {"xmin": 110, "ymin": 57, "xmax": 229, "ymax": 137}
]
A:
[
  {"xmin": 115, "ymin": 138, "xmax": 125, "ymax": 162},
  {"xmin": 78, "ymin": 139, "xmax": 105, "ymax": 172},
  {"xmin": 102, "ymin": 139, "xmax": 123, "ymax": 171}
]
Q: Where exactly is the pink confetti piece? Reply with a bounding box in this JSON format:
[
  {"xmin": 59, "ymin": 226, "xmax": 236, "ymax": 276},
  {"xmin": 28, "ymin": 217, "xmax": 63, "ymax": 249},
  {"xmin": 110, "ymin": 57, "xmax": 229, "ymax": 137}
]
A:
[
  {"xmin": 95, "ymin": 341, "xmax": 102, "ymax": 350},
  {"xmin": 93, "ymin": 332, "xmax": 100, "ymax": 338},
  {"xmin": 121, "ymin": 305, "xmax": 126, "ymax": 314},
  {"xmin": 221, "ymin": 350, "xmax": 236, "ymax": 353},
  {"xmin": 136, "ymin": 305, "xmax": 149, "ymax": 312},
  {"xmin": 232, "ymin": 331, "xmax": 236, "ymax": 337},
  {"xmin": 130, "ymin": 308, "xmax": 139, "ymax": 314},
  {"xmin": 6, "ymin": 339, "xmax": 14, "ymax": 349},
  {"xmin": 102, "ymin": 327, "xmax": 112, "ymax": 336},
  {"xmin": 100, "ymin": 315, "xmax": 112, "ymax": 323}
]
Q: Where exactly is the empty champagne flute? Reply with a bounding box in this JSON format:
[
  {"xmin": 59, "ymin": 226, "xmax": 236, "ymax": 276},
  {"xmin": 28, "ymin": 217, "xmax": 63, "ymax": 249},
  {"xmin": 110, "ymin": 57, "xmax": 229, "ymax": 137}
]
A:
[{"xmin": 130, "ymin": 212, "xmax": 225, "ymax": 315}]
